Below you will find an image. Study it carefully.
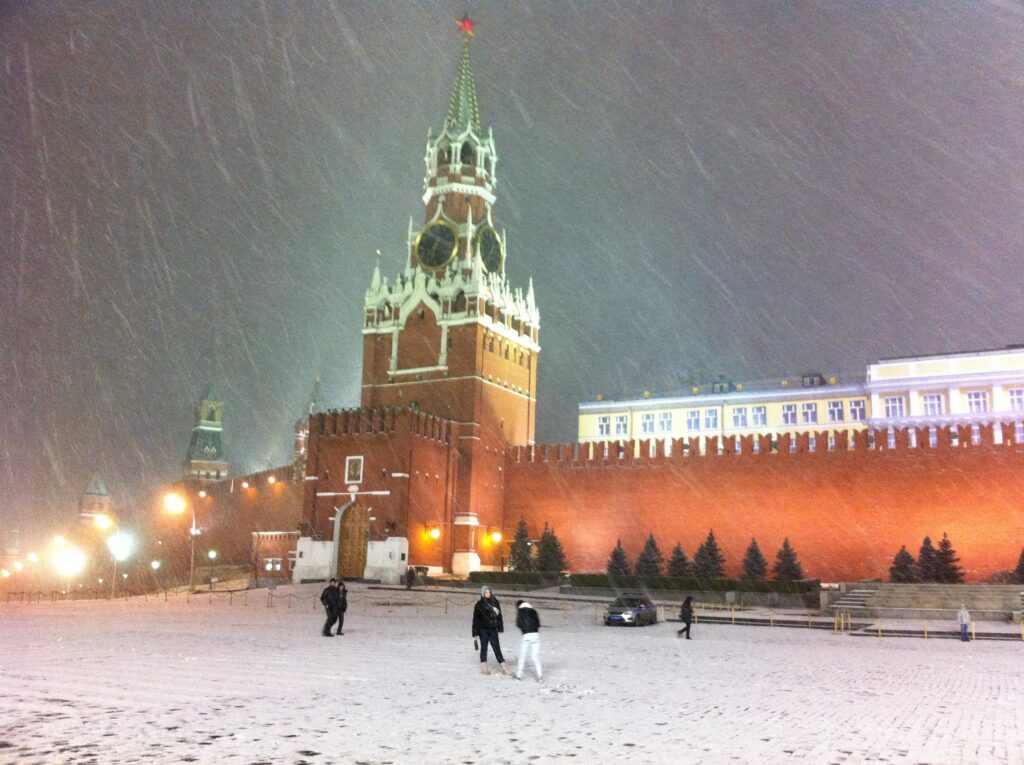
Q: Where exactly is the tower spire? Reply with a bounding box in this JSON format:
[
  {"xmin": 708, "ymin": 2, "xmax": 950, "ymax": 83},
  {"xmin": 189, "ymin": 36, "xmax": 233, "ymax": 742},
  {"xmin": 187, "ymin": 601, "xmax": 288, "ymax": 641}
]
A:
[{"xmin": 445, "ymin": 17, "xmax": 481, "ymax": 133}]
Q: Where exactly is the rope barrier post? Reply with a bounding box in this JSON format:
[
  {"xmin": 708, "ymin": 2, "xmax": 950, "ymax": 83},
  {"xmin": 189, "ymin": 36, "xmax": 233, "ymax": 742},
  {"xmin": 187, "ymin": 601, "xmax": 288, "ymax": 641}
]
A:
[
  {"xmin": 444, "ymin": 597, "xmax": 448, "ymax": 615},
  {"xmin": 563, "ymin": 602, "xmax": 568, "ymax": 622},
  {"xmin": 971, "ymin": 621, "xmax": 976, "ymax": 641},
  {"xmin": 267, "ymin": 592, "xmax": 272, "ymax": 608},
  {"xmin": 287, "ymin": 593, "xmax": 292, "ymax": 609},
  {"xmin": 833, "ymin": 614, "xmax": 838, "ymax": 634},
  {"xmin": 924, "ymin": 620, "xmax": 928, "ymax": 639},
  {"xmin": 878, "ymin": 621, "xmax": 881, "ymax": 638},
  {"xmin": 808, "ymin": 611, "xmax": 811, "ymax": 629},
  {"xmin": 770, "ymin": 613, "xmax": 774, "ymax": 628},
  {"xmin": 731, "ymin": 607, "xmax": 735, "ymax": 625}
]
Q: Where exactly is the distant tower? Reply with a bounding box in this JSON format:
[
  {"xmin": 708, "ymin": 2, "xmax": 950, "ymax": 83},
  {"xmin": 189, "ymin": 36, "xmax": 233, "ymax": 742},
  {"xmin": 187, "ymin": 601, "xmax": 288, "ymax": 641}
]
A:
[
  {"xmin": 185, "ymin": 386, "xmax": 229, "ymax": 481},
  {"xmin": 293, "ymin": 376, "xmax": 326, "ymax": 480},
  {"xmin": 79, "ymin": 474, "xmax": 111, "ymax": 518}
]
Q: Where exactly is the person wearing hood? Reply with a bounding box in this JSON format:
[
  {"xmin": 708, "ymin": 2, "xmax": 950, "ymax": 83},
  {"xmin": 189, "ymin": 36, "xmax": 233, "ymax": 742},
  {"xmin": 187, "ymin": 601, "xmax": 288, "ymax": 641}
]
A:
[
  {"xmin": 957, "ymin": 604, "xmax": 971, "ymax": 642},
  {"xmin": 514, "ymin": 599, "xmax": 542, "ymax": 682},
  {"xmin": 677, "ymin": 596, "xmax": 694, "ymax": 639},
  {"xmin": 472, "ymin": 585, "xmax": 513, "ymax": 675}
]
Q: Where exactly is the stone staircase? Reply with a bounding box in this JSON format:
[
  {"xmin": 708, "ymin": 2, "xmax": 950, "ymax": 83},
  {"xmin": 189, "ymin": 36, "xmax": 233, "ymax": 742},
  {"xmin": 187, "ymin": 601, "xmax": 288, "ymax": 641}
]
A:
[{"xmin": 830, "ymin": 583, "xmax": 1024, "ymax": 621}]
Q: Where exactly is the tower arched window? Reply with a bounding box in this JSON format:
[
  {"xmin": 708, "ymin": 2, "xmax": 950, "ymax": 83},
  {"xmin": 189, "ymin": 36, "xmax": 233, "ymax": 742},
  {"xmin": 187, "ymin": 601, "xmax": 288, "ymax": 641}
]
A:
[
  {"xmin": 460, "ymin": 142, "xmax": 475, "ymax": 166},
  {"xmin": 484, "ymin": 156, "xmax": 491, "ymax": 174},
  {"xmin": 439, "ymin": 148, "xmax": 450, "ymax": 167},
  {"xmin": 207, "ymin": 406, "xmax": 216, "ymax": 421}
]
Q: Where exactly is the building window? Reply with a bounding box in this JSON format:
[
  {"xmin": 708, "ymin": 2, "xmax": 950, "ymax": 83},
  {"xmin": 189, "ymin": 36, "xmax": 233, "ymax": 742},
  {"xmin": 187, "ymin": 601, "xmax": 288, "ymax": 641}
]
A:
[
  {"xmin": 640, "ymin": 413, "xmax": 655, "ymax": 435},
  {"xmin": 967, "ymin": 391, "xmax": 989, "ymax": 414},
  {"xmin": 802, "ymin": 403, "xmax": 818, "ymax": 424},
  {"xmin": 849, "ymin": 399, "xmax": 866, "ymax": 421},
  {"xmin": 971, "ymin": 424, "xmax": 982, "ymax": 445},
  {"xmin": 752, "ymin": 406, "xmax": 767, "ymax": 426},
  {"xmin": 929, "ymin": 426, "xmax": 938, "ymax": 447},
  {"xmin": 922, "ymin": 394, "xmax": 944, "ymax": 416},
  {"xmin": 808, "ymin": 435, "xmax": 817, "ymax": 452},
  {"xmin": 614, "ymin": 415, "xmax": 628, "ymax": 436},
  {"xmin": 887, "ymin": 428, "xmax": 896, "ymax": 449},
  {"xmin": 704, "ymin": 409, "xmax": 718, "ymax": 430},
  {"xmin": 732, "ymin": 408, "xmax": 748, "ymax": 428},
  {"xmin": 597, "ymin": 416, "xmax": 610, "ymax": 436},
  {"xmin": 782, "ymin": 404, "xmax": 797, "ymax": 425},
  {"xmin": 1010, "ymin": 389, "xmax": 1024, "ymax": 412},
  {"xmin": 884, "ymin": 396, "xmax": 905, "ymax": 419},
  {"xmin": 686, "ymin": 410, "xmax": 700, "ymax": 431},
  {"xmin": 658, "ymin": 412, "xmax": 673, "ymax": 433},
  {"xmin": 1015, "ymin": 422, "xmax": 1024, "ymax": 445},
  {"xmin": 827, "ymin": 401, "xmax": 844, "ymax": 423}
]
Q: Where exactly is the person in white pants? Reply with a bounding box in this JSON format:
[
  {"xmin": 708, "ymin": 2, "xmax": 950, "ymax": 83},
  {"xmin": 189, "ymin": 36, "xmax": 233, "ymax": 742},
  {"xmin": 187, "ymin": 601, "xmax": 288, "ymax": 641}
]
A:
[{"xmin": 515, "ymin": 600, "xmax": 542, "ymax": 682}]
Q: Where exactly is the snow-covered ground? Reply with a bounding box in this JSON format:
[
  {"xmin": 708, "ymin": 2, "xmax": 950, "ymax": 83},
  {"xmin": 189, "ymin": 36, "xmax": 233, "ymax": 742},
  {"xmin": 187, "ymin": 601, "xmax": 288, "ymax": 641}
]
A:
[{"xmin": 2, "ymin": 583, "xmax": 1022, "ymax": 764}]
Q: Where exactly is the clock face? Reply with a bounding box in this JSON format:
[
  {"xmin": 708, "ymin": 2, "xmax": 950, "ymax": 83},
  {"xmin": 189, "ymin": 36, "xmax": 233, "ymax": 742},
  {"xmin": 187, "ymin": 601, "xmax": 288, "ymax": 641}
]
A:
[
  {"xmin": 475, "ymin": 226, "xmax": 503, "ymax": 273},
  {"xmin": 415, "ymin": 221, "xmax": 458, "ymax": 271}
]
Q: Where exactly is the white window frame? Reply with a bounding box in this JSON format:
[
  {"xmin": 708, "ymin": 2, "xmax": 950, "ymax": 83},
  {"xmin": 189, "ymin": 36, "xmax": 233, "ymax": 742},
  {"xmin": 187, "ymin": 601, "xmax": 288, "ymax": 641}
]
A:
[
  {"xmin": 782, "ymin": 404, "xmax": 797, "ymax": 425},
  {"xmin": 849, "ymin": 399, "xmax": 866, "ymax": 421},
  {"xmin": 597, "ymin": 416, "xmax": 610, "ymax": 436},
  {"xmin": 922, "ymin": 394, "xmax": 943, "ymax": 417},
  {"xmin": 614, "ymin": 415, "xmax": 628, "ymax": 436},
  {"xmin": 1009, "ymin": 389, "xmax": 1024, "ymax": 412},
  {"xmin": 802, "ymin": 402, "xmax": 818, "ymax": 424},
  {"xmin": 884, "ymin": 396, "xmax": 905, "ymax": 419},
  {"xmin": 640, "ymin": 413, "xmax": 655, "ymax": 435},
  {"xmin": 732, "ymin": 408, "xmax": 748, "ymax": 428},
  {"xmin": 686, "ymin": 410, "xmax": 700, "ymax": 431},
  {"xmin": 752, "ymin": 406, "xmax": 767, "ymax": 426},
  {"xmin": 658, "ymin": 412, "xmax": 673, "ymax": 433},
  {"xmin": 827, "ymin": 401, "xmax": 844, "ymax": 423},
  {"xmin": 966, "ymin": 391, "xmax": 989, "ymax": 414},
  {"xmin": 704, "ymin": 409, "xmax": 718, "ymax": 430}
]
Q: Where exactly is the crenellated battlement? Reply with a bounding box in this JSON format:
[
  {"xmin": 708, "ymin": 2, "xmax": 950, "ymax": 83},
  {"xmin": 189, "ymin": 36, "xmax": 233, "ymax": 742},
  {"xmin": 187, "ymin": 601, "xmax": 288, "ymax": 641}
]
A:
[
  {"xmin": 509, "ymin": 421, "xmax": 1024, "ymax": 465},
  {"xmin": 311, "ymin": 406, "xmax": 452, "ymax": 445}
]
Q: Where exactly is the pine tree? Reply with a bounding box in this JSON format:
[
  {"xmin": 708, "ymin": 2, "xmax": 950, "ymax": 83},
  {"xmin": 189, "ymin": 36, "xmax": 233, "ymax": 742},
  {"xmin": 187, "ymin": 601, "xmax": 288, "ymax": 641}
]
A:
[
  {"xmin": 935, "ymin": 532, "xmax": 964, "ymax": 584},
  {"xmin": 916, "ymin": 536, "xmax": 939, "ymax": 583},
  {"xmin": 634, "ymin": 534, "xmax": 664, "ymax": 577},
  {"xmin": 534, "ymin": 523, "xmax": 566, "ymax": 574},
  {"xmin": 508, "ymin": 517, "xmax": 533, "ymax": 572},
  {"xmin": 606, "ymin": 539, "xmax": 631, "ymax": 577},
  {"xmin": 741, "ymin": 538, "xmax": 768, "ymax": 581},
  {"xmin": 888, "ymin": 545, "xmax": 917, "ymax": 583},
  {"xmin": 666, "ymin": 543, "xmax": 692, "ymax": 579},
  {"xmin": 1015, "ymin": 547, "xmax": 1024, "ymax": 585},
  {"xmin": 772, "ymin": 537, "xmax": 804, "ymax": 581},
  {"xmin": 693, "ymin": 530, "xmax": 726, "ymax": 579}
]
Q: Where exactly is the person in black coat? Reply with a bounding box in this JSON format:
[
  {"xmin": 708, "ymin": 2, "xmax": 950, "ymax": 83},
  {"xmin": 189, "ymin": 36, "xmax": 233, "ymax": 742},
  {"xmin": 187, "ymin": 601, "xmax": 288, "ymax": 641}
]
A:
[
  {"xmin": 471, "ymin": 586, "xmax": 513, "ymax": 675},
  {"xmin": 677, "ymin": 596, "xmax": 694, "ymax": 639},
  {"xmin": 335, "ymin": 582, "xmax": 348, "ymax": 635},
  {"xmin": 320, "ymin": 579, "xmax": 342, "ymax": 637}
]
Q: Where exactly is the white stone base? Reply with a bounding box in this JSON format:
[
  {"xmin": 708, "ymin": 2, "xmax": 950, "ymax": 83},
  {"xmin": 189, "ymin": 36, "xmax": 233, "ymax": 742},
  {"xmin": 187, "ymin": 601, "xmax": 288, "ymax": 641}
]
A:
[
  {"xmin": 363, "ymin": 537, "xmax": 409, "ymax": 585},
  {"xmin": 451, "ymin": 551, "xmax": 481, "ymax": 578},
  {"xmin": 291, "ymin": 538, "xmax": 335, "ymax": 583}
]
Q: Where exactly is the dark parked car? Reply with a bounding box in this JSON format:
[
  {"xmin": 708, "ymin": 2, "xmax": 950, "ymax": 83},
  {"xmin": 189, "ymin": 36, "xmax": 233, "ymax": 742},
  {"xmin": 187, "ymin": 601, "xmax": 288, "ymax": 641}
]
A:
[{"xmin": 603, "ymin": 593, "xmax": 658, "ymax": 626}]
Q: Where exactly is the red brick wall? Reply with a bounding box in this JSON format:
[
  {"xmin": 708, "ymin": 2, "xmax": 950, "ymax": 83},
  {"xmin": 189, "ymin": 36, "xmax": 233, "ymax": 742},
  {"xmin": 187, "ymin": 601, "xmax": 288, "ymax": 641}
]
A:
[{"xmin": 504, "ymin": 425, "xmax": 1024, "ymax": 582}]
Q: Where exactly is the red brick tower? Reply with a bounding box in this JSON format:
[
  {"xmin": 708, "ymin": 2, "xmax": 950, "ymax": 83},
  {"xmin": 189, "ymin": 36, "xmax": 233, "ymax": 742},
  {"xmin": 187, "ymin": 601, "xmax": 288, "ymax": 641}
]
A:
[{"xmin": 361, "ymin": 18, "xmax": 539, "ymax": 573}]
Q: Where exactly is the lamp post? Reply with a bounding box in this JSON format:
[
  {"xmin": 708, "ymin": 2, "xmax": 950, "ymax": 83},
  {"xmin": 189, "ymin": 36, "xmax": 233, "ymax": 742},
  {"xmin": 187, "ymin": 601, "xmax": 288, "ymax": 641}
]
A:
[
  {"xmin": 207, "ymin": 549, "xmax": 218, "ymax": 590},
  {"xmin": 106, "ymin": 532, "xmax": 134, "ymax": 598},
  {"xmin": 164, "ymin": 493, "xmax": 198, "ymax": 593}
]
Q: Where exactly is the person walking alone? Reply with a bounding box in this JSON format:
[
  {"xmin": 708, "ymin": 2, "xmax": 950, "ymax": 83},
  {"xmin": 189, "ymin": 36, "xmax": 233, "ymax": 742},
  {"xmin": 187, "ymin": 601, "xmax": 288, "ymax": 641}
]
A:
[
  {"xmin": 677, "ymin": 596, "xmax": 694, "ymax": 639},
  {"xmin": 335, "ymin": 581, "xmax": 348, "ymax": 635},
  {"xmin": 514, "ymin": 599, "xmax": 542, "ymax": 682},
  {"xmin": 320, "ymin": 579, "xmax": 342, "ymax": 637},
  {"xmin": 957, "ymin": 604, "xmax": 971, "ymax": 642},
  {"xmin": 472, "ymin": 585, "xmax": 513, "ymax": 675}
]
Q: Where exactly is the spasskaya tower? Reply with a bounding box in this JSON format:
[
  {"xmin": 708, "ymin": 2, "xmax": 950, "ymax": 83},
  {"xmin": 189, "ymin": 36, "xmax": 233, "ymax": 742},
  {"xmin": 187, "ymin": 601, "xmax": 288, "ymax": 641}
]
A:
[{"xmin": 359, "ymin": 17, "xmax": 539, "ymax": 574}]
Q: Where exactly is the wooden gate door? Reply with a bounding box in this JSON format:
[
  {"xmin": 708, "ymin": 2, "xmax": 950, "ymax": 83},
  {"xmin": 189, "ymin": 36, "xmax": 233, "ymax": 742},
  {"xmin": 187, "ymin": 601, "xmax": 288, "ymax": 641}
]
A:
[{"xmin": 337, "ymin": 503, "xmax": 370, "ymax": 579}]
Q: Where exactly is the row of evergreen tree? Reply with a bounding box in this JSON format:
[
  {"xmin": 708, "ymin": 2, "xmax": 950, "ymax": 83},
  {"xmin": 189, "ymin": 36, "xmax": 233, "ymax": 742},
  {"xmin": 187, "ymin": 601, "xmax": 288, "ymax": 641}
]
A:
[
  {"xmin": 607, "ymin": 531, "xmax": 805, "ymax": 582},
  {"xmin": 509, "ymin": 520, "xmax": 567, "ymax": 573},
  {"xmin": 888, "ymin": 533, "xmax": 964, "ymax": 583}
]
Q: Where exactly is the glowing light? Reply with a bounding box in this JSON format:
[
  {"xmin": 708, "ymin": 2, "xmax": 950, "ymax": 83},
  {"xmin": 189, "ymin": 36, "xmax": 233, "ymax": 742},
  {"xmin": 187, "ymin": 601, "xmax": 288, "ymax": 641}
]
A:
[
  {"xmin": 27, "ymin": 553, "xmax": 38, "ymax": 563},
  {"xmin": 150, "ymin": 560, "xmax": 161, "ymax": 571},
  {"xmin": 1, "ymin": 569, "xmax": 9, "ymax": 579},
  {"xmin": 107, "ymin": 532, "xmax": 135, "ymax": 563},
  {"xmin": 241, "ymin": 481, "xmax": 250, "ymax": 489},
  {"xmin": 93, "ymin": 514, "xmax": 113, "ymax": 530},
  {"xmin": 98, "ymin": 578, "xmax": 104, "ymax": 584},
  {"xmin": 53, "ymin": 535, "xmax": 66, "ymax": 547},
  {"xmin": 267, "ymin": 475, "xmax": 276, "ymax": 485},
  {"xmin": 53, "ymin": 546, "xmax": 87, "ymax": 578},
  {"xmin": 14, "ymin": 561, "xmax": 24, "ymax": 571},
  {"xmin": 265, "ymin": 562, "xmax": 273, "ymax": 571},
  {"xmin": 163, "ymin": 493, "xmax": 186, "ymax": 515},
  {"xmin": 198, "ymin": 490, "xmax": 207, "ymax": 499},
  {"xmin": 490, "ymin": 531, "xmax": 502, "ymax": 543},
  {"xmin": 456, "ymin": 14, "xmax": 475, "ymax": 35},
  {"xmin": 207, "ymin": 550, "xmax": 218, "ymax": 560},
  {"xmin": 429, "ymin": 527, "xmax": 441, "ymax": 540}
]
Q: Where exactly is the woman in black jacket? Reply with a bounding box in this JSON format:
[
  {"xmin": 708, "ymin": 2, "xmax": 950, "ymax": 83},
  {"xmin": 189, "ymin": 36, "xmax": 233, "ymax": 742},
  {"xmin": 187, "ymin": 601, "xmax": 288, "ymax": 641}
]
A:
[{"xmin": 472, "ymin": 586, "xmax": 513, "ymax": 675}]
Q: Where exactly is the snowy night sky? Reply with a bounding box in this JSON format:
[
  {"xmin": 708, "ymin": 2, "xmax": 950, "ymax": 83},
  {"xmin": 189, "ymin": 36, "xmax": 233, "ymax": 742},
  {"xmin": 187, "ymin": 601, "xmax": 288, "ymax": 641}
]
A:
[{"xmin": 2, "ymin": 1, "xmax": 1023, "ymax": 536}]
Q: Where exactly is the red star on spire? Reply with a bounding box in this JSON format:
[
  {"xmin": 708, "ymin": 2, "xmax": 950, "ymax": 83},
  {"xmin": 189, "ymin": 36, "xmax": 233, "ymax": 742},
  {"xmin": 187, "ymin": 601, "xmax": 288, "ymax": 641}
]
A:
[{"xmin": 456, "ymin": 14, "xmax": 475, "ymax": 36}]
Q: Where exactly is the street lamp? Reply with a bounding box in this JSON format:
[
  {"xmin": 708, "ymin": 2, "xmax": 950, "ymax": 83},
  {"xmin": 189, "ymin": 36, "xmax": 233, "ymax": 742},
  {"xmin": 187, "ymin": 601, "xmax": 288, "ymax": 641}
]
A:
[
  {"xmin": 207, "ymin": 549, "xmax": 218, "ymax": 591},
  {"xmin": 107, "ymin": 531, "xmax": 134, "ymax": 597},
  {"xmin": 164, "ymin": 492, "xmax": 198, "ymax": 593}
]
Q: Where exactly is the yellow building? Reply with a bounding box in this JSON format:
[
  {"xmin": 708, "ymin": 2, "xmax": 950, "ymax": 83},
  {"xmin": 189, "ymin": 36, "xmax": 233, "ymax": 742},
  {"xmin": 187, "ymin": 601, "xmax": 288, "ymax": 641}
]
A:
[{"xmin": 578, "ymin": 346, "xmax": 1024, "ymax": 449}]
